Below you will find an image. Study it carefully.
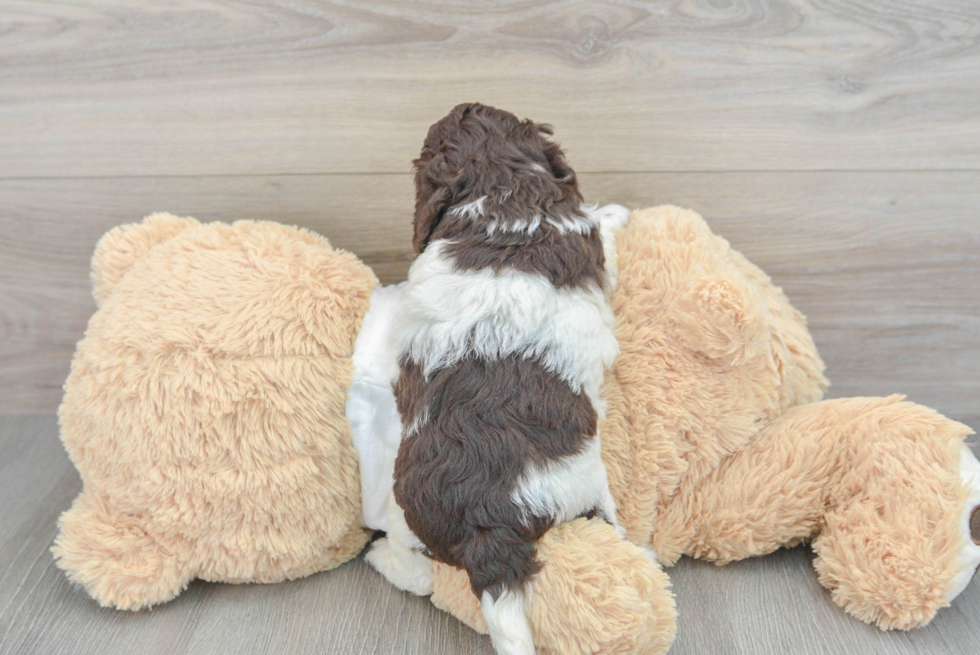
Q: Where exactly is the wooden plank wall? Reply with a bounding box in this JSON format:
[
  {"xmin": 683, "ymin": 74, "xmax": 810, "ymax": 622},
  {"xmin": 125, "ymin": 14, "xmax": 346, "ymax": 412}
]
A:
[{"xmin": 1, "ymin": 0, "xmax": 978, "ymax": 430}]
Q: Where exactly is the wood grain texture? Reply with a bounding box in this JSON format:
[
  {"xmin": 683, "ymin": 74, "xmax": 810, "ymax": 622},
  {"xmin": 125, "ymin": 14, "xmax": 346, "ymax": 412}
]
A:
[
  {"xmin": 2, "ymin": 1, "xmax": 979, "ymax": 652},
  {"xmin": 1, "ymin": 0, "xmax": 979, "ymax": 177},
  {"xmin": 3, "ymin": 172, "xmax": 978, "ymax": 429},
  {"xmin": 2, "ymin": 416, "xmax": 980, "ymax": 655}
]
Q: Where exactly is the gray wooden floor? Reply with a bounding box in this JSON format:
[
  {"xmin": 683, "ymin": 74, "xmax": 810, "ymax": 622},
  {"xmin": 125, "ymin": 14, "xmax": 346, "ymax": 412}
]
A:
[
  {"xmin": 3, "ymin": 416, "xmax": 980, "ymax": 654},
  {"xmin": 2, "ymin": 0, "xmax": 979, "ymax": 653}
]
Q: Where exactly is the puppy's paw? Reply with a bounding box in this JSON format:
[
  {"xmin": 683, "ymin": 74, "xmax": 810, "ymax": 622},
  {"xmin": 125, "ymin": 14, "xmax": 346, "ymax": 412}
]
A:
[{"xmin": 365, "ymin": 537, "xmax": 434, "ymax": 596}]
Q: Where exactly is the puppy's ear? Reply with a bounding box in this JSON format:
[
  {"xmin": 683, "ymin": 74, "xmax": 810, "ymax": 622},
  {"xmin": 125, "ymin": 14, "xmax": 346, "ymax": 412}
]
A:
[
  {"xmin": 412, "ymin": 104, "xmax": 483, "ymax": 253},
  {"xmin": 412, "ymin": 151, "xmax": 454, "ymax": 254},
  {"xmin": 538, "ymin": 123, "xmax": 579, "ymax": 191},
  {"xmin": 449, "ymin": 102, "xmax": 479, "ymax": 119}
]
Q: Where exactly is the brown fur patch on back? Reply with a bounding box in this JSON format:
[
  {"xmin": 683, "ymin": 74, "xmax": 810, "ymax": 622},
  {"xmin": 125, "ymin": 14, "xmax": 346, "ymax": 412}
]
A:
[{"xmin": 393, "ymin": 354, "xmax": 596, "ymax": 597}]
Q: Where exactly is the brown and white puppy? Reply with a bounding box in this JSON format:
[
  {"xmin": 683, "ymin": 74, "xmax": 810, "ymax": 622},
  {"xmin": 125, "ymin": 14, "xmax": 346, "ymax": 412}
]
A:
[{"xmin": 366, "ymin": 103, "xmax": 626, "ymax": 655}]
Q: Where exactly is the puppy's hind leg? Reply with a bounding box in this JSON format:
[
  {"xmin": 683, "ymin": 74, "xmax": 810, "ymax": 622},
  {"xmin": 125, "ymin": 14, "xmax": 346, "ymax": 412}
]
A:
[{"xmin": 365, "ymin": 496, "xmax": 433, "ymax": 596}]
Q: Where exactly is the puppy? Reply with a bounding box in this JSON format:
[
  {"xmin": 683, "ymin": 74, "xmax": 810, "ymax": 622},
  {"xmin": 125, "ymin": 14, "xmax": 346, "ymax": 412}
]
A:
[{"xmin": 367, "ymin": 103, "xmax": 624, "ymax": 655}]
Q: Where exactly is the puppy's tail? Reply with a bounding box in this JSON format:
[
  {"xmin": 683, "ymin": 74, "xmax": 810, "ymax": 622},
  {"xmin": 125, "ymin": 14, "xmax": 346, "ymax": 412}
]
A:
[{"xmin": 458, "ymin": 526, "xmax": 539, "ymax": 655}]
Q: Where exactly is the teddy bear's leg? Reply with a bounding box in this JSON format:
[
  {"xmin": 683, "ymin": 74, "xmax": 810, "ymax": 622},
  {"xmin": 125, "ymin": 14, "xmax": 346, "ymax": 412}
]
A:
[
  {"xmin": 51, "ymin": 489, "xmax": 196, "ymax": 611},
  {"xmin": 364, "ymin": 494, "xmax": 434, "ymax": 596},
  {"xmin": 654, "ymin": 396, "xmax": 974, "ymax": 630},
  {"xmin": 813, "ymin": 438, "xmax": 980, "ymax": 629},
  {"xmin": 945, "ymin": 444, "xmax": 980, "ymax": 601}
]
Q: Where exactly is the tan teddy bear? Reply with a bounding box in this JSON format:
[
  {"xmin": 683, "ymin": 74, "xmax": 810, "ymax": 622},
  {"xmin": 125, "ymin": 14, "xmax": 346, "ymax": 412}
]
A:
[
  {"xmin": 53, "ymin": 206, "xmax": 978, "ymax": 654},
  {"xmin": 432, "ymin": 205, "xmax": 980, "ymax": 646},
  {"xmin": 54, "ymin": 215, "xmax": 376, "ymax": 607}
]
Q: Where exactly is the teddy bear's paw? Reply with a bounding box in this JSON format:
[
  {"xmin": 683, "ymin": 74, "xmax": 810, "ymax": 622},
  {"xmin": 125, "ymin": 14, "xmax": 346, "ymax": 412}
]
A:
[
  {"xmin": 947, "ymin": 443, "xmax": 980, "ymax": 602},
  {"xmin": 428, "ymin": 519, "xmax": 677, "ymax": 654},
  {"xmin": 529, "ymin": 519, "xmax": 676, "ymax": 654},
  {"xmin": 365, "ymin": 536, "xmax": 434, "ymax": 596},
  {"xmin": 51, "ymin": 490, "xmax": 195, "ymax": 611},
  {"xmin": 808, "ymin": 399, "xmax": 976, "ymax": 630}
]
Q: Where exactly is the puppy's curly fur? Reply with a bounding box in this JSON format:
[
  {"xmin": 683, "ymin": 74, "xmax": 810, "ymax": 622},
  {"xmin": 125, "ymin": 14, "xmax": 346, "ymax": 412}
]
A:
[{"xmin": 371, "ymin": 103, "xmax": 621, "ymax": 655}]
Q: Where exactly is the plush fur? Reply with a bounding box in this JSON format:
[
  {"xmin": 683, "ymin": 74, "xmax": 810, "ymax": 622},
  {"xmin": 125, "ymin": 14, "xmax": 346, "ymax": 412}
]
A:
[
  {"xmin": 432, "ymin": 205, "xmax": 977, "ymax": 643},
  {"xmin": 53, "ymin": 214, "xmax": 377, "ymax": 610},
  {"xmin": 54, "ymin": 205, "xmax": 977, "ymax": 654},
  {"xmin": 430, "ymin": 518, "xmax": 677, "ymax": 655}
]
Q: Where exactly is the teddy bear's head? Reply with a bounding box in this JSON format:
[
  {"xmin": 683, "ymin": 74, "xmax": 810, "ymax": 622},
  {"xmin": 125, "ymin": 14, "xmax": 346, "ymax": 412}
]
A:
[{"xmin": 54, "ymin": 214, "xmax": 378, "ymax": 610}]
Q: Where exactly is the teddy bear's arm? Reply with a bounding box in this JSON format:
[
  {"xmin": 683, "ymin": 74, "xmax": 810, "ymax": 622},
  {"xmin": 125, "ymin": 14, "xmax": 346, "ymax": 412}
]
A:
[{"xmin": 428, "ymin": 518, "xmax": 677, "ymax": 655}]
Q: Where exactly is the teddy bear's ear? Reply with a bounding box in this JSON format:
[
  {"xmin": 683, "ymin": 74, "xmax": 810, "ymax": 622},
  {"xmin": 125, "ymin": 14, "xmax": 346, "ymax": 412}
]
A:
[
  {"xmin": 674, "ymin": 274, "xmax": 769, "ymax": 366},
  {"xmin": 91, "ymin": 213, "xmax": 199, "ymax": 306}
]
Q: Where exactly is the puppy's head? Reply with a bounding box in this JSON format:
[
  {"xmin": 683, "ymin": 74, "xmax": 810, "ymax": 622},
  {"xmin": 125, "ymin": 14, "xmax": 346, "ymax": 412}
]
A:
[{"xmin": 411, "ymin": 103, "xmax": 582, "ymax": 253}]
